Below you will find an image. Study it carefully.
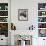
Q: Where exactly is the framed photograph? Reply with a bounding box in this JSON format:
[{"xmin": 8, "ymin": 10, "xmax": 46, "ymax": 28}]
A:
[
  {"xmin": 38, "ymin": 29, "xmax": 46, "ymax": 37},
  {"xmin": 18, "ymin": 9, "xmax": 28, "ymax": 21}
]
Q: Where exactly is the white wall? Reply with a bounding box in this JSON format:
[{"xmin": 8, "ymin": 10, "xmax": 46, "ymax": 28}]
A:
[
  {"xmin": 11, "ymin": 0, "xmax": 46, "ymax": 46},
  {"xmin": 11, "ymin": 0, "xmax": 38, "ymax": 30},
  {"xmin": 11, "ymin": 0, "xmax": 46, "ymax": 30}
]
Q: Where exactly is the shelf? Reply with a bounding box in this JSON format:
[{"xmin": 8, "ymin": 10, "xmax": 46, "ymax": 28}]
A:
[
  {"xmin": 38, "ymin": 3, "xmax": 46, "ymax": 37},
  {"xmin": 38, "ymin": 22, "xmax": 46, "ymax": 23},
  {"xmin": 38, "ymin": 15, "xmax": 46, "ymax": 17},
  {"xmin": 0, "ymin": 22, "xmax": 8, "ymax": 23},
  {"xmin": 38, "ymin": 28, "xmax": 46, "ymax": 29},
  {"xmin": 0, "ymin": 16, "xmax": 8, "ymax": 17},
  {"xmin": 0, "ymin": 10, "xmax": 8, "ymax": 11},
  {"xmin": 38, "ymin": 10, "xmax": 46, "ymax": 11},
  {"xmin": 0, "ymin": 3, "xmax": 8, "ymax": 37}
]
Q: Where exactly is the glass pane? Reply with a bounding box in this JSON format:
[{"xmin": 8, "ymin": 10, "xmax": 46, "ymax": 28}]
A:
[
  {"xmin": 38, "ymin": 29, "xmax": 46, "ymax": 37},
  {"xmin": 0, "ymin": 3, "xmax": 8, "ymax": 10},
  {"xmin": 0, "ymin": 11, "xmax": 8, "ymax": 16},
  {"xmin": 38, "ymin": 17, "xmax": 46, "ymax": 22},
  {"xmin": 0, "ymin": 17, "xmax": 8, "ymax": 22},
  {"xmin": 38, "ymin": 3, "xmax": 46, "ymax": 10},
  {"xmin": 38, "ymin": 23, "xmax": 46, "ymax": 28},
  {"xmin": 38, "ymin": 11, "xmax": 46, "ymax": 16},
  {"xmin": 0, "ymin": 23, "xmax": 8, "ymax": 37}
]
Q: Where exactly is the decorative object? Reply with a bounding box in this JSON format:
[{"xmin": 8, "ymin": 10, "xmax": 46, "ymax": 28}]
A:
[
  {"xmin": 39, "ymin": 29, "xmax": 46, "ymax": 37},
  {"xmin": 29, "ymin": 25, "xmax": 35, "ymax": 30},
  {"xmin": 15, "ymin": 35, "xmax": 32, "ymax": 46},
  {"xmin": 0, "ymin": 6, "xmax": 1, "ymax": 10},
  {"xmin": 18, "ymin": 9, "xmax": 28, "ymax": 21},
  {"xmin": 38, "ymin": 3, "xmax": 46, "ymax": 37},
  {"xmin": 38, "ymin": 3, "xmax": 46, "ymax": 10},
  {"xmin": 0, "ymin": 23, "xmax": 8, "ymax": 37},
  {"xmin": 38, "ymin": 17, "xmax": 46, "ymax": 22},
  {"xmin": 42, "ymin": 12, "xmax": 45, "ymax": 15},
  {"xmin": 0, "ymin": 11, "xmax": 8, "ymax": 16},
  {"xmin": 11, "ymin": 23, "xmax": 16, "ymax": 30},
  {"xmin": 5, "ymin": 6, "xmax": 8, "ymax": 10},
  {"xmin": 21, "ymin": 40, "xmax": 25, "ymax": 46},
  {"xmin": 0, "ymin": 17, "xmax": 8, "ymax": 22},
  {"xmin": 38, "ymin": 23, "xmax": 46, "ymax": 28},
  {"xmin": 0, "ymin": 3, "xmax": 8, "ymax": 37}
]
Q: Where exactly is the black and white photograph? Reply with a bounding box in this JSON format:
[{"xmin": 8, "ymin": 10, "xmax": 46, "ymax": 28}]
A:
[
  {"xmin": 38, "ymin": 29, "xmax": 46, "ymax": 37},
  {"xmin": 18, "ymin": 9, "xmax": 28, "ymax": 21}
]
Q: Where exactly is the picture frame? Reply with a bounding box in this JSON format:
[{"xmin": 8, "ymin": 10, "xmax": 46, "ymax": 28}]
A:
[
  {"xmin": 18, "ymin": 9, "xmax": 28, "ymax": 21},
  {"xmin": 38, "ymin": 29, "xmax": 46, "ymax": 37}
]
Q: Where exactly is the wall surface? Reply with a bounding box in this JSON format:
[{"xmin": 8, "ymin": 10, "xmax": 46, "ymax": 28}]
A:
[
  {"xmin": 0, "ymin": 0, "xmax": 45, "ymax": 46},
  {"xmin": 11, "ymin": 0, "xmax": 46, "ymax": 30},
  {"xmin": 11, "ymin": 0, "xmax": 46, "ymax": 46},
  {"xmin": 11, "ymin": 0, "xmax": 38, "ymax": 30}
]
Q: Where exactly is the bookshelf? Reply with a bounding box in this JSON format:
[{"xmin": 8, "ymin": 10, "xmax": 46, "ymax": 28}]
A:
[
  {"xmin": 38, "ymin": 3, "xmax": 46, "ymax": 37},
  {"xmin": 0, "ymin": 3, "xmax": 8, "ymax": 37}
]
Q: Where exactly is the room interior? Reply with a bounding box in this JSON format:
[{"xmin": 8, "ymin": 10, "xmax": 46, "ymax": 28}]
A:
[{"xmin": 0, "ymin": 0, "xmax": 46, "ymax": 46}]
